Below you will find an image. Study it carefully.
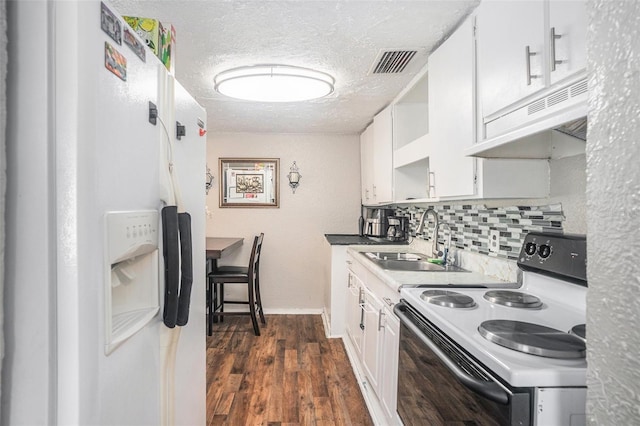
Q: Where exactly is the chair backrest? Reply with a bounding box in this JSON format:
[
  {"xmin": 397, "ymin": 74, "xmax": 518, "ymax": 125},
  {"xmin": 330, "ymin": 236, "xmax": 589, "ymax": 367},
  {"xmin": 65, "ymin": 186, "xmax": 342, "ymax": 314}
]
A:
[{"xmin": 248, "ymin": 233, "xmax": 264, "ymax": 280}]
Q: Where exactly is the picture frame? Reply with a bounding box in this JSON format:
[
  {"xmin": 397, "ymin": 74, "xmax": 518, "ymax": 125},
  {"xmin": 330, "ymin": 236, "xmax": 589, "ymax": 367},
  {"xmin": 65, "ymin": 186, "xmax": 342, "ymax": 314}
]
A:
[{"xmin": 219, "ymin": 158, "xmax": 280, "ymax": 208}]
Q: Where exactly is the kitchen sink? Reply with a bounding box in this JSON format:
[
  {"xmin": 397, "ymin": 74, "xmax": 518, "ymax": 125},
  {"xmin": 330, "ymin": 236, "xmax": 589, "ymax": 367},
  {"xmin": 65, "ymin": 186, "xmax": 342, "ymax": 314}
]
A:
[{"xmin": 364, "ymin": 252, "xmax": 469, "ymax": 272}]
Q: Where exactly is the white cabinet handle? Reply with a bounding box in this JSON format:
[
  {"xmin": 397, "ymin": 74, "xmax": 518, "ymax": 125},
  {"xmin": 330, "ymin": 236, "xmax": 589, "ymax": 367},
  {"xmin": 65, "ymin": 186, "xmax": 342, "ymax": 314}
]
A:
[
  {"xmin": 428, "ymin": 172, "xmax": 436, "ymax": 198},
  {"xmin": 550, "ymin": 27, "xmax": 563, "ymax": 72},
  {"xmin": 360, "ymin": 302, "xmax": 376, "ymax": 314},
  {"xmin": 378, "ymin": 310, "xmax": 385, "ymax": 330},
  {"xmin": 525, "ymin": 45, "xmax": 541, "ymax": 85},
  {"xmin": 383, "ymin": 297, "xmax": 394, "ymax": 307}
]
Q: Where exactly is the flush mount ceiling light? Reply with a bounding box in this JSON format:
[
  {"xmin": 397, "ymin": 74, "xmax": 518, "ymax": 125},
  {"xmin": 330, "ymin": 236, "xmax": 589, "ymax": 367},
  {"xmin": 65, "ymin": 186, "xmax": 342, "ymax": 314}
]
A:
[{"xmin": 214, "ymin": 65, "xmax": 334, "ymax": 102}]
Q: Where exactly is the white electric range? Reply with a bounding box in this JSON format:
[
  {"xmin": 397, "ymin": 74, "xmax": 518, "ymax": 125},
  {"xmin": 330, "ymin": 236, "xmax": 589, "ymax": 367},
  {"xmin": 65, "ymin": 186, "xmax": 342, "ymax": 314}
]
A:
[{"xmin": 395, "ymin": 232, "xmax": 587, "ymax": 426}]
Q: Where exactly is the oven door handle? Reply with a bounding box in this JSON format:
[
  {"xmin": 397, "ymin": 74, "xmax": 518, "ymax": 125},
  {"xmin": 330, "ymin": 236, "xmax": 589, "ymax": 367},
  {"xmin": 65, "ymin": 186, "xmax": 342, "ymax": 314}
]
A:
[{"xmin": 394, "ymin": 302, "xmax": 509, "ymax": 405}]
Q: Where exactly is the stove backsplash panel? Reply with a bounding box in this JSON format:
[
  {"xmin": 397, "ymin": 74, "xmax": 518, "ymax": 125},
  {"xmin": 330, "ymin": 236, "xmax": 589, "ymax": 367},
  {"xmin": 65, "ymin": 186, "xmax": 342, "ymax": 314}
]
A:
[{"xmin": 394, "ymin": 203, "xmax": 565, "ymax": 260}]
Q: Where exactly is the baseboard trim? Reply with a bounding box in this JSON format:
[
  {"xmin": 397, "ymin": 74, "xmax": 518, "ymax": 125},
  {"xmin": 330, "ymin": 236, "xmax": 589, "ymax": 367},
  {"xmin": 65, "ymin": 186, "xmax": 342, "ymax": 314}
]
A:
[
  {"xmin": 321, "ymin": 310, "xmax": 344, "ymax": 339},
  {"xmin": 263, "ymin": 308, "xmax": 323, "ymax": 315},
  {"xmin": 219, "ymin": 307, "xmax": 323, "ymax": 315}
]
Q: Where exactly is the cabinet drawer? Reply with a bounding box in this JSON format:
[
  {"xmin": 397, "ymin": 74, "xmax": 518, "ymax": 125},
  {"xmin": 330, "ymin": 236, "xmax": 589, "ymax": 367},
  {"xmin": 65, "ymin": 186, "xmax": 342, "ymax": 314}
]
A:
[{"xmin": 347, "ymin": 253, "xmax": 370, "ymax": 281}]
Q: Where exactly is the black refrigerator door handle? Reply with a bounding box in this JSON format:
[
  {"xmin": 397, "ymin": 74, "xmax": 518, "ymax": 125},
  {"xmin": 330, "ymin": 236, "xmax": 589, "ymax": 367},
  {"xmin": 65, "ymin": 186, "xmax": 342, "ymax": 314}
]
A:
[
  {"xmin": 162, "ymin": 206, "xmax": 180, "ymax": 328},
  {"xmin": 176, "ymin": 212, "xmax": 193, "ymax": 326},
  {"xmin": 394, "ymin": 302, "xmax": 510, "ymax": 405}
]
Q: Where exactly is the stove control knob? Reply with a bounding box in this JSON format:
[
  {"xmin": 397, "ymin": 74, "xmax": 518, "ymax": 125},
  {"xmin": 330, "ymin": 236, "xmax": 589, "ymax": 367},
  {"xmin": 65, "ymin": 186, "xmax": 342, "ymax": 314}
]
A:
[
  {"xmin": 524, "ymin": 242, "xmax": 537, "ymax": 256},
  {"xmin": 538, "ymin": 244, "xmax": 551, "ymax": 259}
]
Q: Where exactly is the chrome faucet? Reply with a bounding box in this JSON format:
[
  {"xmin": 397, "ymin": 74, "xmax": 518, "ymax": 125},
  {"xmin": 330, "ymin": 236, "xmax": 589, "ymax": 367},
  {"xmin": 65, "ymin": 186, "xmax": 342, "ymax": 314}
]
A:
[
  {"xmin": 436, "ymin": 222, "xmax": 452, "ymax": 265},
  {"xmin": 416, "ymin": 208, "xmax": 439, "ymax": 258}
]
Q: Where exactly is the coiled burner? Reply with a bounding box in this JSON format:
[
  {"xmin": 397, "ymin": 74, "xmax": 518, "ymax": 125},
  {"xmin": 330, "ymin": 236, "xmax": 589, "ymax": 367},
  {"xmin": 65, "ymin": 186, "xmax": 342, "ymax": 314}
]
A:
[
  {"xmin": 420, "ymin": 290, "xmax": 476, "ymax": 309},
  {"xmin": 483, "ymin": 290, "xmax": 542, "ymax": 309}
]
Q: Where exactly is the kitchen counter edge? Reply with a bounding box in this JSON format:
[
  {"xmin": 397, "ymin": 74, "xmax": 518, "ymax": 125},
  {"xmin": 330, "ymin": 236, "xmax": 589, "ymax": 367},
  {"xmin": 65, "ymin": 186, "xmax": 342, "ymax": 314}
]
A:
[
  {"xmin": 346, "ymin": 245, "xmax": 518, "ymax": 293},
  {"xmin": 325, "ymin": 233, "xmax": 409, "ymax": 246}
]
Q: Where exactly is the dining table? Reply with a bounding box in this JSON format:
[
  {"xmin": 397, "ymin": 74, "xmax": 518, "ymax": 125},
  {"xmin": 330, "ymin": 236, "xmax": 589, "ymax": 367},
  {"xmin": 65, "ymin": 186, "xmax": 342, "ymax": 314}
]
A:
[
  {"xmin": 205, "ymin": 237, "xmax": 244, "ymax": 335},
  {"xmin": 206, "ymin": 237, "xmax": 244, "ymax": 270}
]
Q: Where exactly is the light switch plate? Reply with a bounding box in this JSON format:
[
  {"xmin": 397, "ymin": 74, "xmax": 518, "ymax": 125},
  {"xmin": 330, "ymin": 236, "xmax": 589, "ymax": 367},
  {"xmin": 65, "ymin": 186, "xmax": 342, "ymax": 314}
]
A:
[{"xmin": 489, "ymin": 230, "xmax": 500, "ymax": 253}]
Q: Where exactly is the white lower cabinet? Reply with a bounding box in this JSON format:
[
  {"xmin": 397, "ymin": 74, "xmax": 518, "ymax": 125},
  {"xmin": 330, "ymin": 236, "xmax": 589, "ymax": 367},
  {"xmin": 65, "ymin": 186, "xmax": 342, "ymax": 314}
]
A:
[
  {"xmin": 344, "ymin": 253, "xmax": 401, "ymax": 425},
  {"xmin": 362, "ymin": 287, "xmax": 384, "ymax": 397},
  {"xmin": 380, "ymin": 302, "xmax": 400, "ymax": 424},
  {"xmin": 346, "ymin": 271, "xmax": 364, "ymax": 357}
]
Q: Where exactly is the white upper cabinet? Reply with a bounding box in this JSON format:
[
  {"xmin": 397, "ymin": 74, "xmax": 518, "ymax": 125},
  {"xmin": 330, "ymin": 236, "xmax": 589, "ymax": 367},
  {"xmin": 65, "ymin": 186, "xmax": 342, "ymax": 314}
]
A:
[
  {"xmin": 428, "ymin": 16, "xmax": 476, "ymax": 198},
  {"xmin": 548, "ymin": 0, "xmax": 587, "ymax": 85},
  {"xmin": 477, "ymin": 0, "xmax": 586, "ymax": 119},
  {"xmin": 426, "ymin": 13, "xmax": 550, "ymax": 200},
  {"xmin": 360, "ymin": 105, "xmax": 393, "ymax": 205},
  {"xmin": 477, "ymin": 0, "xmax": 546, "ymax": 119},
  {"xmin": 360, "ymin": 123, "xmax": 374, "ymax": 204},
  {"xmin": 372, "ymin": 106, "xmax": 393, "ymax": 204},
  {"xmin": 471, "ymin": 0, "xmax": 588, "ymax": 158}
]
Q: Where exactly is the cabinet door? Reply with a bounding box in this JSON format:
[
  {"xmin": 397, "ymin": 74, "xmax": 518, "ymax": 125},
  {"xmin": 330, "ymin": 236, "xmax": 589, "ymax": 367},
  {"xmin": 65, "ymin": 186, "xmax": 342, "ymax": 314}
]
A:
[
  {"xmin": 477, "ymin": 0, "xmax": 545, "ymax": 118},
  {"xmin": 345, "ymin": 272, "xmax": 363, "ymax": 356},
  {"xmin": 360, "ymin": 124, "xmax": 374, "ymax": 204},
  {"xmin": 549, "ymin": 0, "xmax": 587, "ymax": 85},
  {"xmin": 361, "ymin": 287, "xmax": 384, "ymax": 397},
  {"xmin": 428, "ymin": 16, "xmax": 476, "ymax": 198},
  {"xmin": 372, "ymin": 105, "xmax": 393, "ymax": 204},
  {"xmin": 380, "ymin": 305, "xmax": 400, "ymax": 424}
]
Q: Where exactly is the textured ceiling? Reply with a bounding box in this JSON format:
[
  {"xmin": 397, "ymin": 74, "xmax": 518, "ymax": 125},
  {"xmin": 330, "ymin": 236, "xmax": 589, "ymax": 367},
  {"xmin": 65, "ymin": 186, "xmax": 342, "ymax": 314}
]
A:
[{"xmin": 110, "ymin": 0, "xmax": 479, "ymax": 134}]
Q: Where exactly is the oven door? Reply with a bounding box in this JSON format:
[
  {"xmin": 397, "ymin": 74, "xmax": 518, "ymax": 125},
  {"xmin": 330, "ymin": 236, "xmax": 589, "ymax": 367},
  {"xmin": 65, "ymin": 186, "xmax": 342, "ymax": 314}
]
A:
[{"xmin": 394, "ymin": 300, "xmax": 531, "ymax": 426}]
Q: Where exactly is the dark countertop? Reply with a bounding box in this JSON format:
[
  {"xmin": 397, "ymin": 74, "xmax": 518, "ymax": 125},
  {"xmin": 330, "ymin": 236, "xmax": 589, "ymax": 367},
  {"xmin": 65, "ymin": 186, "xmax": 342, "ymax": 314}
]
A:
[{"xmin": 325, "ymin": 234, "xmax": 409, "ymax": 246}]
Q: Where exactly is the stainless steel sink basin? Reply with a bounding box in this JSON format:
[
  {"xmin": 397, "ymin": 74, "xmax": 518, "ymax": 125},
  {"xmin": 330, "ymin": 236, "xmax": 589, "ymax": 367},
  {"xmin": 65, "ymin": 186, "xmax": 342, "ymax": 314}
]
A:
[
  {"xmin": 363, "ymin": 252, "xmax": 469, "ymax": 272},
  {"xmin": 365, "ymin": 252, "xmax": 426, "ymax": 261}
]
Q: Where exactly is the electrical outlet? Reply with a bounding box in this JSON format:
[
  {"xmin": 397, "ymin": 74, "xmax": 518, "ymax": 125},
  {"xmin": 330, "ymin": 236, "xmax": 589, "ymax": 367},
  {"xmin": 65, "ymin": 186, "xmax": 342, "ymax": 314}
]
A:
[{"xmin": 489, "ymin": 230, "xmax": 500, "ymax": 253}]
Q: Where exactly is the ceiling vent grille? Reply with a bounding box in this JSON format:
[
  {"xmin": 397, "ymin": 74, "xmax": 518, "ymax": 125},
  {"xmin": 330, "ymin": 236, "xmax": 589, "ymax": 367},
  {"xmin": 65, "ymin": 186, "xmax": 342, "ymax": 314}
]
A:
[{"xmin": 370, "ymin": 50, "xmax": 418, "ymax": 74}]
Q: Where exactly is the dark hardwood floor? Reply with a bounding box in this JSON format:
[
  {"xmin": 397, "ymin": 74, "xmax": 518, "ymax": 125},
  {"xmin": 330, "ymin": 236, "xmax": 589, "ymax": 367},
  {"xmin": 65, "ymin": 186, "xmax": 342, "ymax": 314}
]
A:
[{"xmin": 206, "ymin": 314, "xmax": 374, "ymax": 426}]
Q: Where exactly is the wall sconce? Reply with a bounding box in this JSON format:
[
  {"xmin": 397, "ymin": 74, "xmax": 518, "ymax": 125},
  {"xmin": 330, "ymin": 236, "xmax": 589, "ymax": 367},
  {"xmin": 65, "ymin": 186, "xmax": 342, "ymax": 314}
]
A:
[
  {"xmin": 287, "ymin": 161, "xmax": 302, "ymax": 193},
  {"xmin": 205, "ymin": 166, "xmax": 214, "ymax": 194}
]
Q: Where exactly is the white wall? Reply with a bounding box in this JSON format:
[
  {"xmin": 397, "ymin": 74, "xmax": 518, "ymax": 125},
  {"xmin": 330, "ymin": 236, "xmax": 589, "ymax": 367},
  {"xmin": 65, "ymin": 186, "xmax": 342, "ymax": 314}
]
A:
[
  {"xmin": 586, "ymin": 1, "xmax": 640, "ymax": 423},
  {"xmin": 548, "ymin": 154, "xmax": 586, "ymax": 234},
  {"xmin": 207, "ymin": 132, "xmax": 361, "ymax": 311},
  {"xmin": 481, "ymin": 154, "xmax": 587, "ymax": 234}
]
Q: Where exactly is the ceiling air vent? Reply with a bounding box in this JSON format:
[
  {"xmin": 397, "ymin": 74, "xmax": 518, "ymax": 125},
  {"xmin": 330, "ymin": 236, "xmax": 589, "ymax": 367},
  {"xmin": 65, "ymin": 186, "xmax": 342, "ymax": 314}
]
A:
[{"xmin": 370, "ymin": 49, "xmax": 419, "ymax": 74}]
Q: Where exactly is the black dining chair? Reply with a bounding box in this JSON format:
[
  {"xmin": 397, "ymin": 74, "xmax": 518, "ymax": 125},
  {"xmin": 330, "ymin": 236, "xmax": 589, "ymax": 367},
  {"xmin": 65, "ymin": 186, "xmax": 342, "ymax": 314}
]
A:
[{"xmin": 208, "ymin": 233, "xmax": 265, "ymax": 336}]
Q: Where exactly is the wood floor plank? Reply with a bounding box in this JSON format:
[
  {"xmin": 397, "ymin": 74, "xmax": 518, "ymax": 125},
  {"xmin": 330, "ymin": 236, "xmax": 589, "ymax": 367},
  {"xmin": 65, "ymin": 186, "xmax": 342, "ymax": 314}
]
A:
[
  {"xmin": 282, "ymin": 371, "xmax": 299, "ymax": 423},
  {"xmin": 206, "ymin": 315, "xmax": 373, "ymax": 426},
  {"xmin": 245, "ymin": 327, "xmax": 276, "ymax": 425},
  {"xmin": 297, "ymin": 370, "xmax": 316, "ymax": 426},
  {"xmin": 206, "ymin": 348, "xmax": 236, "ymax": 422},
  {"xmin": 313, "ymin": 396, "xmax": 334, "ymax": 423},
  {"xmin": 214, "ymin": 392, "xmax": 235, "ymax": 416},
  {"xmin": 284, "ymin": 348, "xmax": 298, "ymax": 371},
  {"xmin": 266, "ymin": 339, "xmax": 285, "ymax": 422}
]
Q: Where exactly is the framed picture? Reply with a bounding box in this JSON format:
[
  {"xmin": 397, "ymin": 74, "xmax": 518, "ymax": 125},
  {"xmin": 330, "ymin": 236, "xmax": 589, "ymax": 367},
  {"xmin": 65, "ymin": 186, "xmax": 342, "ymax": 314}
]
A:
[{"xmin": 219, "ymin": 158, "xmax": 280, "ymax": 208}]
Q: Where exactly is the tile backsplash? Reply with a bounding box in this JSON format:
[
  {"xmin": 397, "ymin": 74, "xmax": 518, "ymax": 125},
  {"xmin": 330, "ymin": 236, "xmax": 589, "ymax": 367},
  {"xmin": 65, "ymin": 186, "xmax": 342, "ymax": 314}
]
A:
[{"xmin": 394, "ymin": 203, "xmax": 565, "ymax": 260}]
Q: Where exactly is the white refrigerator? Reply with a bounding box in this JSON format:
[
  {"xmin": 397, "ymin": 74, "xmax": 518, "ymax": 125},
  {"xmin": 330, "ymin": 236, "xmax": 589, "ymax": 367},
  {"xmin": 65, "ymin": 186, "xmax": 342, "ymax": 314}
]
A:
[{"xmin": 4, "ymin": 1, "xmax": 207, "ymax": 424}]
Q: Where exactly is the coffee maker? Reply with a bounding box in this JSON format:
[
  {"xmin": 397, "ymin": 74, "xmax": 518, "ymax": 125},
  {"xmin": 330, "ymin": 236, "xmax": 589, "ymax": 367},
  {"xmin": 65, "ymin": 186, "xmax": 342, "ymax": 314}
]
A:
[
  {"xmin": 363, "ymin": 208, "xmax": 394, "ymax": 238},
  {"xmin": 387, "ymin": 216, "xmax": 409, "ymax": 241}
]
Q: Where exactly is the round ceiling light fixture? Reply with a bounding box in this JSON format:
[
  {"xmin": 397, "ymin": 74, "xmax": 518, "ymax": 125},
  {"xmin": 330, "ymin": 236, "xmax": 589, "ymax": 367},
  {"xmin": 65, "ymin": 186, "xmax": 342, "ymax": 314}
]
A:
[{"xmin": 214, "ymin": 65, "xmax": 335, "ymax": 102}]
